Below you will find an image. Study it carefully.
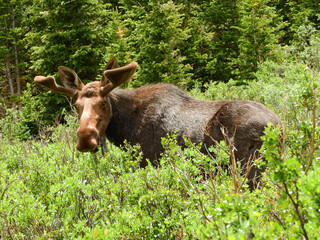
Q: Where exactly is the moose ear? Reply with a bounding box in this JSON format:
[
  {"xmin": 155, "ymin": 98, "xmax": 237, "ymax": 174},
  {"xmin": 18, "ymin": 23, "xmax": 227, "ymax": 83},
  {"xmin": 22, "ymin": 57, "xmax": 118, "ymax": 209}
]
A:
[
  {"xmin": 101, "ymin": 61, "xmax": 137, "ymax": 95},
  {"xmin": 58, "ymin": 66, "xmax": 84, "ymax": 90}
]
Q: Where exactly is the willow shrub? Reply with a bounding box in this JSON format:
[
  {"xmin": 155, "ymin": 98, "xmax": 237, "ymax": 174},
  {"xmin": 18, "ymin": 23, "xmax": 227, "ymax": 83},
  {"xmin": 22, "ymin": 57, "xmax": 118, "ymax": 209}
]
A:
[{"xmin": 1, "ymin": 111, "xmax": 320, "ymax": 239}]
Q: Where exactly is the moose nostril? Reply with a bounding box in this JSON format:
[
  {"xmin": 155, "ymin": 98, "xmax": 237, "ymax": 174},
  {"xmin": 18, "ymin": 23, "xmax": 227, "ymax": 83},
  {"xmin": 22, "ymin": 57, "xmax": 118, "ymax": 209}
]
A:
[
  {"xmin": 76, "ymin": 127, "xmax": 99, "ymax": 151},
  {"xmin": 77, "ymin": 127, "xmax": 98, "ymax": 138}
]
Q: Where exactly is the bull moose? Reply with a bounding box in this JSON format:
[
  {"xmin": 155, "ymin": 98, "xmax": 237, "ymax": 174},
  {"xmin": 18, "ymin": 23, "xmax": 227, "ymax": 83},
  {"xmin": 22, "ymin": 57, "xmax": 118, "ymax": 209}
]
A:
[{"xmin": 34, "ymin": 57, "xmax": 281, "ymax": 189}]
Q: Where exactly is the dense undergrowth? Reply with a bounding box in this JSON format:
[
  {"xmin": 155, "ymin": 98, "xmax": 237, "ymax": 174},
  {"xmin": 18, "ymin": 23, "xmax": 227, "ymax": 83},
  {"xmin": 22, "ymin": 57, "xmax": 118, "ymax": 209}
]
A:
[{"xmin": 1, "ymin": 42, "xmax": 320, "ymax": 239}]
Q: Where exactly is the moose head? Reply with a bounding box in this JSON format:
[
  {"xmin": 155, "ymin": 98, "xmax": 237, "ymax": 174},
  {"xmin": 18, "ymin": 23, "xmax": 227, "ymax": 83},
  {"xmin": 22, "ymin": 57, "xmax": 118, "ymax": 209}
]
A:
[{"xmin": 34, "ymin": 58, "xmax": 137, "ymax": 154}]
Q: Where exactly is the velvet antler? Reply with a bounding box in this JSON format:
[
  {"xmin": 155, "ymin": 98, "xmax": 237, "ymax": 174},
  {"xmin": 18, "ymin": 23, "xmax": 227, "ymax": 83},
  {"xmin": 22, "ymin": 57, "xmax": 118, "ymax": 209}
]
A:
[
  {"xmin": 34, "ymin": 76, "xmax": 78, "ymax": 98},
  {"xmin": 101, "ymin": 61, "xmax": 138, "ymax": 95}
]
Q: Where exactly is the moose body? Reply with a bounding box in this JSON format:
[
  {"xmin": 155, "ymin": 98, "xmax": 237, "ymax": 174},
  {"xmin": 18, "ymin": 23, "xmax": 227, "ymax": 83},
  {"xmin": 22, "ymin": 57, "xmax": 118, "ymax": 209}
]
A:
[
  {"xmin": 34, "ymin": 57, "xmax": 281, "ymax": 188},
  {"xmin": 106, "ymin": 84, "xmax": 224, "ymax": 162}
]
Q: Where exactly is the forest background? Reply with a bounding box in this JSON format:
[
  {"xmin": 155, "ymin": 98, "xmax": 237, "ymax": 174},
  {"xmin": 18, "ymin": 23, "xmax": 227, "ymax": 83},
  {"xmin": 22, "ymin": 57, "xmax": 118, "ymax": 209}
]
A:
[
  {"xmin": 1, "ymin": 0, "xmax": 320, "ymax": 239},
  {"xmin": 1, "ymin": 0, "xmax": 319, "ymax": 124}
]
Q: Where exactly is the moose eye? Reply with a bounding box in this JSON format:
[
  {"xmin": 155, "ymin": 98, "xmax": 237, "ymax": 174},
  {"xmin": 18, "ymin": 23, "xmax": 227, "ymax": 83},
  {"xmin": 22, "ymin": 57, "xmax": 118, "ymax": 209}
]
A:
[
  {"xmin": 74, "ymin": 103, "xmax": 79, "ymax": 110},
  {"xmin": 102, "ymin": 100, "xmax": 108, "ymax": 107}
]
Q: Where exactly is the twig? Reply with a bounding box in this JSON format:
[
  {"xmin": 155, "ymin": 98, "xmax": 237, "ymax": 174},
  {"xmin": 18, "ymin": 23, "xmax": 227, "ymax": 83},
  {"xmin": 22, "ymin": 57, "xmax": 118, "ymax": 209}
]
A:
[
  {"xmin": 0, "ymin": 177, "xmax": 19, "ymax": 201},
  {"xmin": 271, "ymin": 210, "xmax": 287, "ymax": 230},
  {"xmin": 167, "ymin": 155, "xmax": 192, "ymax": 196},
  {"xmin": 167, "ymin": 150, "xmax": 212, "ymax": 222},
  {"xmin": 269, "ymin": 178, "xmax": 309, "ymax": 240},
  {"xmin": 282, "ymin": 181, "xmax": 308, "ymax": 240}
]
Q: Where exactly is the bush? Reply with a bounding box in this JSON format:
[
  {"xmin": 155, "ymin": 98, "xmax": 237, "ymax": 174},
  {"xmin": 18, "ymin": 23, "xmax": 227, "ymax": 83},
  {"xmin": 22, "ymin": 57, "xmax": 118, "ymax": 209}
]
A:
[
  {"xmin": 1, "ymin": 114, "xmax": 319, "ymax": 239},
  {"xmin": 0, "ymin": 105, "xmax": 30, "ymax": 141}
]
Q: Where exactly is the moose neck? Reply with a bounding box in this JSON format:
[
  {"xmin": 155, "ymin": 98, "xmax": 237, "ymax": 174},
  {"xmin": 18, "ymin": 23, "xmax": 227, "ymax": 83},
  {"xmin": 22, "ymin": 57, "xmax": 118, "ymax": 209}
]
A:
[{"xmin": 105, "ymin": 88, "xmax": 136, "ymax": 147}]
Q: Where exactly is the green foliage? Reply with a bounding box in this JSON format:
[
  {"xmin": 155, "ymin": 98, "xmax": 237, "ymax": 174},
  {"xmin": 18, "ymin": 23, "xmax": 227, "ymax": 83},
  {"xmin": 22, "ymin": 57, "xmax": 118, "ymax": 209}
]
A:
[
  {"xmin": 2, "ymin": 118, "xmax": 320, "ymax": 239},
  {"xmin": 233, "ymin": 0, "xmax": 285, "ymax": 81},
  {"xmin": 1, "ymin": 0, "xmax": 319, "ymax": 91},
  {"xmin": 192, "ymin": 0, "xmax": 240, "ymax": 83},
  {"xmin": 299, "ymin": 164, "xmax": 320, "ymax": 235},
  {"xmin": 22, "ymin": 83, "xmax": 71, "ymax": 136},
  {"xmin": 257, "ymin": 64, "xmax": 320, "ymax": 239},
  {"xmin": 0, "ymin": 104, "xmax": 29, "ymax": 141},
  {"xmin": 285, "ymin": 0, "xmax": 320, "ymax": 44},
  {"xmin": 2, "ymin": 0, "xmax": 320, "ymax": 239}
]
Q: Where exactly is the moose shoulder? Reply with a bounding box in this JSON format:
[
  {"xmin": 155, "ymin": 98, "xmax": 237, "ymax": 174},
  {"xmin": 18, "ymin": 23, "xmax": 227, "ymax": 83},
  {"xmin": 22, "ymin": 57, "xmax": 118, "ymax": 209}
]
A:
[{"xmin": 34, "ymin": 57, "xmax": 281, "ymax": 189}]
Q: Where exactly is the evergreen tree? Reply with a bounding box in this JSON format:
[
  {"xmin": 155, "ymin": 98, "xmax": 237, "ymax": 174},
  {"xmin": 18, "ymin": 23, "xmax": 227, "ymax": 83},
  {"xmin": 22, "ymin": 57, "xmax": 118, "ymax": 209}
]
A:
[
  {"xmin": 192, "ymin": 0, "xmax": 240, "ymax": 83},
  {"xmin": 233, "ymin": 0, "xmax": 285, "ymax": 81},
  {"xmin": 26, "ymin": 0, "xmax": 112, "ymax": 81}
]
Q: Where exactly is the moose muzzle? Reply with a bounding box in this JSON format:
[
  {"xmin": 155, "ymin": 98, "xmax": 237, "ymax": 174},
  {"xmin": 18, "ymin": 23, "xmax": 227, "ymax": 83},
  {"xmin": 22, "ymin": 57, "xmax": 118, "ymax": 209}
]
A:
[{"xmin": 76, "ymin": 126, "xmax": 99, "ymax": 152}]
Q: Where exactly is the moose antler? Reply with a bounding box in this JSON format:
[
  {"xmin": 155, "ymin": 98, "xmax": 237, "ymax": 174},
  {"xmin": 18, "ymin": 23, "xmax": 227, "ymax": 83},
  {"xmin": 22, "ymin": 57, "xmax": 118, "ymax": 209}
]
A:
[
  {"xmin": 34, "ymin": 76, "xmax": 78, "ymax": 98},
  {"xmin": 101, "ymin": 61, "xmax": 137, "ymax": 95}
]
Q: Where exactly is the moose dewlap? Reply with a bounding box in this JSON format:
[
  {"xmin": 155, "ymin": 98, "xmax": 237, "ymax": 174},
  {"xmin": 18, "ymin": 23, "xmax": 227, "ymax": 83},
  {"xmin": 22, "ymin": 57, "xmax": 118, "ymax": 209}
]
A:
[{"xmin": 34, "ymin": 57, "xmax": 281, "ymax": 189}]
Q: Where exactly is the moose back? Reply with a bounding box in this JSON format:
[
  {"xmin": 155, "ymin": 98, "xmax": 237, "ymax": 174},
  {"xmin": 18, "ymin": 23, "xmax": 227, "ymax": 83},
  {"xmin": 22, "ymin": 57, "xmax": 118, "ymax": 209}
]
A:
[{"xmin": 34, "ymin": 57, "xmax": 281, "ymax": 188}]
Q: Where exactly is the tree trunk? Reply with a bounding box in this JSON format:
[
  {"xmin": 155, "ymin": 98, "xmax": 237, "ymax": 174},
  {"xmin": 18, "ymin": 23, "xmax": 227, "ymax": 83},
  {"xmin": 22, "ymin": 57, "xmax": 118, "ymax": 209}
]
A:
[
  {"xmin": 4, "ymin": 54, "xmax": 14, "ymax": 95},
  {"xmin": 3, "ymin": 16, "xmax": 14, "ymax": 96},
  {"xmin": 11, "ymin": 6, "xmax": 21, "ymax": 110}
]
